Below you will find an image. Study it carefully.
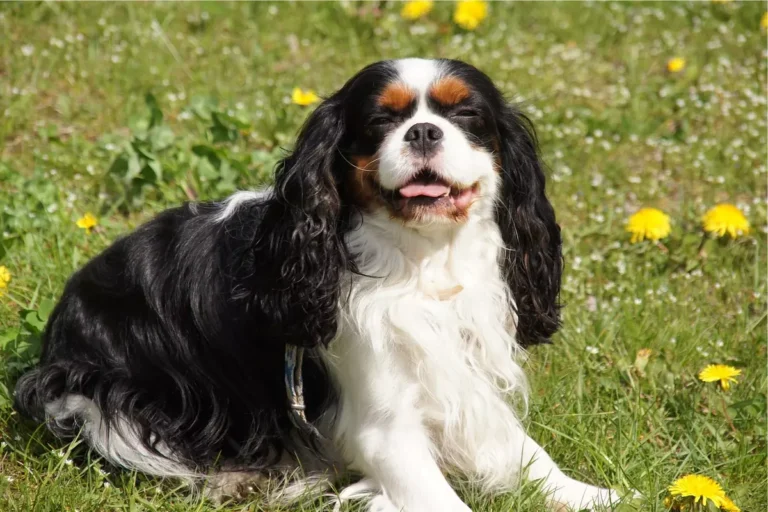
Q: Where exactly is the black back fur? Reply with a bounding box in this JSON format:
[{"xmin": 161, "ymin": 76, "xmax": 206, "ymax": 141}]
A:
[{"xmin": 13, "ymin": 100, "xmax": 356, "ymax": 469}]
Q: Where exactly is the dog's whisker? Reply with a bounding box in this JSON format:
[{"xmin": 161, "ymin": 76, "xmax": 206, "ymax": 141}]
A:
[{"xmin": 337, "ymin": 150, "xmax": 382, "ymax": 172}]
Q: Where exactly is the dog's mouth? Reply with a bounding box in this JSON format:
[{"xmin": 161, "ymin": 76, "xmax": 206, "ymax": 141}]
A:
[{"xmin": 382, "ymin": 169, "xmax": 478, "ymax": 213}]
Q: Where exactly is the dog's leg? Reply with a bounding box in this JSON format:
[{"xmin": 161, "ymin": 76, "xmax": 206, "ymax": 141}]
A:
[
  {"xmin": 351, "ymin": 417, "xmax": 470, "ymax": 512},
  {"xmin": 330, "ymin": 343, "xmax": 471, "ymax": 512},
  {"xmin": 513, "ymin": 429, "xmax": 620, "ymax": 511}
]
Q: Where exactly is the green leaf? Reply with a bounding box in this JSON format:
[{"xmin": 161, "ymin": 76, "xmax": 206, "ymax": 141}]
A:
[
  {"xmin": 145, "ymin": 93, "xmax": 163, "ymax": 129},
  {"xmin": 143, "ymin": 160, "xmax": 163, "ymax": 183},
  {"xmin": 190, "ymin": 95, "xmax": 218, "ymax": 121},
  {"xmin": 0, "ymin": 328, "xmax": 19, "ymax": 350},
  {"xmin": 23, "ymin": 310, "xmax": 46, "ymax": 333},
  {"xmin": 107, "ymin": 154, "xmax": 129, "ymax": 178},
  {"xmin": 196, "ymin": 156, "xmax": 218, "ymax": 180},
  {"xmin": 134, "ymin": 142, "xmax": 157, "ymax": 162},
  {"xmin": 148, "ymin": 125, "xmax": 175, "ymax": 152},
  {"xmin": 209, "ymin": 112, "xmax": 239, "ymax": 143},
  {"xmin": 192, "ymin": 144, "xmax": 223, "ymax": 169},
  {"xmin": 125, "ymin": 149, "xmax": 143, "ymax": 182},
  {"xmin": 37, "ymin": 298, "xmax": 55, "ymax": 322}
]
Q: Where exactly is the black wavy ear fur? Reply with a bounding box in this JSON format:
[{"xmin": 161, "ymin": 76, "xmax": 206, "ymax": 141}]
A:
[
  {"xmin": 250, "ymin": 95, "xmax": 350, "ymax": 348},
  {"xmin": 496, "ymin": 105, "xmax": 563, "ymax": 347}
]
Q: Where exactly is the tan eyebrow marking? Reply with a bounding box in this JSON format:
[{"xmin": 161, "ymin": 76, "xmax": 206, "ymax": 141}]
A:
[
  {"xmin": 429, "ymin": 76, "xmax": 471, "ymax": 106},
  {"xmin": 378, "ymin": 82, "xmax": 416, "ymax": 111}
]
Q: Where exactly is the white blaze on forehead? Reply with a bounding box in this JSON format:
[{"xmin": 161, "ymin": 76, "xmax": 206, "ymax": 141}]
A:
[{"xmin": 394, "ymin": 58, "xmax": 441, "ymax": 101}]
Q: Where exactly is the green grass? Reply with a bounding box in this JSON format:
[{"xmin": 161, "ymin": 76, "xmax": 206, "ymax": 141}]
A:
[{"xmin": 1, "ymin": 1, "xmax": 766, "ymax": 511}]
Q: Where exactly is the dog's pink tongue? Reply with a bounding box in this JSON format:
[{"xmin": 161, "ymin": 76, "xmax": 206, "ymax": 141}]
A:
[{"xmin": 399, "ymin": 183, "xmax": 450, "ymax": 198}]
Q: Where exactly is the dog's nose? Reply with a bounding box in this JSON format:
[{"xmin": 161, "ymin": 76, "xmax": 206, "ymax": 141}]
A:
[{"xmin": 404, "ymin": 122, "xmax": 443, "ymax": 154}]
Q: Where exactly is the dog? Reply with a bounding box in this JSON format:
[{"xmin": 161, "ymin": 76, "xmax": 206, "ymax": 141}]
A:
[{"xmin": 15, "ymin": 59, "xmax": 625, "ymax": 511}]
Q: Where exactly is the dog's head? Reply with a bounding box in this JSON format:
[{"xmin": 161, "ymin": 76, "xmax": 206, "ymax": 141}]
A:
[
  {"xmin": 263, "ymin": 59, "xmax": 562, "ymax": 347},
  {"xmin": 339, "ymin": 59, "xmax": 500, "ymax": 225}
]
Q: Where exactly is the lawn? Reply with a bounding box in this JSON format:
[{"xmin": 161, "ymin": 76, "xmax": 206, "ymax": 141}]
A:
[{"xmin": 0, "ymin": 1, "xmax": 766, "ymax": 511}]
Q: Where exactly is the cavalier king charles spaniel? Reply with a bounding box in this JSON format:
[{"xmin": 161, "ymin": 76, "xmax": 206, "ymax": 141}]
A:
[{"xmin": 15, "ymin": 59, "xmax": 625, "ymax": 511}]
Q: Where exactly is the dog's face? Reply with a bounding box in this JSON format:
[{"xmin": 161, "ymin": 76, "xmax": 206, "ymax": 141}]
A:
[
  {"xmin": 339, "ymin": 59, "xmax": 501, "ymax": 225},
  {"xmin": 272, "ymin": 58, "xmax": 562, "ymax": 347}
]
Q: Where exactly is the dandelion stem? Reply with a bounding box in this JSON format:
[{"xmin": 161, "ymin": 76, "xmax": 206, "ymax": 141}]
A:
[
  {"xmin": 720, "ymin": 394, "xmax": 737, "ymax": 435},
  {"xmin": 695, "ymin": 232, "xmax": 708, "ymax": 259}
]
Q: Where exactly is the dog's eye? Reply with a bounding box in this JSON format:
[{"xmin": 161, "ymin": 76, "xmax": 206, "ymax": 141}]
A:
[
  {"xmin": 368, "ymin": 116, "xmax": 394, "ymax": 126},
  {"xmin": 452, "ymin": 109, "xmax": 479, "ymax": 118}
]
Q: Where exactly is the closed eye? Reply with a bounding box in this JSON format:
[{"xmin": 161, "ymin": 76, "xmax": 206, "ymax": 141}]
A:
[
  {"xmin": 452, "ymin": 109, "xmax": 479, "ymax": 118},
  {"xmin": 368, "ymin": 116, "xmax": 394, "ymax": 126}
]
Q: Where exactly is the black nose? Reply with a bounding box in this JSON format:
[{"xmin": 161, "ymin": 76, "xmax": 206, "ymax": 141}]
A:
[{"xmin": 404, "ymin": 122, "xmax": 443, "ymax": 154}]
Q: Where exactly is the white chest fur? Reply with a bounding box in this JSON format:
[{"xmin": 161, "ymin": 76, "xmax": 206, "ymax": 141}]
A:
[{"xmin": 326, "ymin": 212, "xmax": 529, "ymax": 487}]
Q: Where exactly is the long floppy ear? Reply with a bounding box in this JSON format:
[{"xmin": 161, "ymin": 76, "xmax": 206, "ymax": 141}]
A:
[
  {"xmin": 496, "ymin": 104, "xmax": 563, "ymax": 347},
  {"xmin": 251, "ymin": 95, "xmax": 349, "ymax": 348}
]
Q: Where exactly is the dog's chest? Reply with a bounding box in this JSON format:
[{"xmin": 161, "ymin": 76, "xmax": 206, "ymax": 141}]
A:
[
  {"xmin": 342, "ymin": 218, "xmax": 512, "ymax": 351},
  {"xmin": 346, "ymin": 255, "xmax": 511, "ymax": 363}
]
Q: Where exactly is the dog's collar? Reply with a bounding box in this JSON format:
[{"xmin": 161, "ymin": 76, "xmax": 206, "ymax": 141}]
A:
[{"xmin": 284, "ymin": 345, "xmax": 323, "ymax": 438}]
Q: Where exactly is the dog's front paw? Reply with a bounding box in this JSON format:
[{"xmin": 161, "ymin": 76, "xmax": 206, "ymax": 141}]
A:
[
  {"xmin": 365, "ymin": 495, "xmax": 471, "ymax": 512},
  {"xmin": 547, "ymin": 478, "xmax": 623, "ymax": 511},
  {"xmin": 363, "ymin": 494, "xmax": 471, "ymax": 512}
]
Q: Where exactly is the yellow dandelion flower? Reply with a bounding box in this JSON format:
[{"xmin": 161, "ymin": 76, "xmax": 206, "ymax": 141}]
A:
[
  {"xmin": 626, "ymin": 207, "xmax": 671, "ymax": 243},
  {"xmin": 668, "ymin": 475, "xmax": 725, "ymax": 507},
  {"xmin": 699, "ymin": 364, "xmax": 741, "ymax": 391},
  {"xmin": 667, "ymin": 57, "xmax": 686, "ymax": 73},
  {"xmin": 761, "ymin": 12, "xmax": 768, "ymax": 30},
  {"xmin": 291, "ymin": 88, "xmax": 320, "ymax": 106},
  {"xmin": 720, "ymin": 496, "xmax": 741, "ymax": 512},
  {"xmin": 76, "ymin": 213, "xmax": 98, "ymax": 234},
  {"xmin": 0, "ymin": 266, "xmax": 10, "ymax": 287},
  {"xmin": 453, "ymin": 0, "xmax": 488, "ymax": 30},
  {"xmin": 702, "ymin": 203, "xmax": 750, "ymax": 239},
  {"xmin": 0, "ymin": 265, "xmax": 10, "ymax": 297},
  {"xmin": 401, "ymin": 0, "xmax": 433, "ymax": 20}
]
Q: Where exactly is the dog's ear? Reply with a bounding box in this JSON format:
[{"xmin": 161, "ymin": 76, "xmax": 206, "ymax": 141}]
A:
[
  {"xmin": 495, "ymin": 105, "xmax": 562, "ymax": 347},
  {"xmin": 253, "ymin": 95, "xmax": 349, "ymax": 348}
]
